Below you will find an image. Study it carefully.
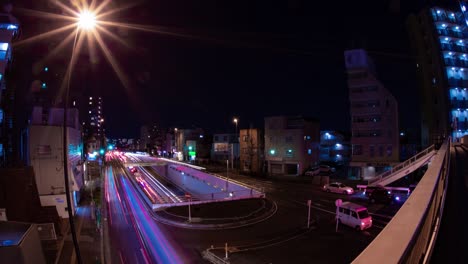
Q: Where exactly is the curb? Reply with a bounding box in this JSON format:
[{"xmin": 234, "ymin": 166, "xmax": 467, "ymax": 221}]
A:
[{"xmin": 152, "ymin": 199, "xmax": 278, "ymax": 230}]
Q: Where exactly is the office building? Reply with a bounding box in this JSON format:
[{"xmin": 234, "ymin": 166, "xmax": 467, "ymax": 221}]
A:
[
  {"xmin": 82, "ymin": 96, "xmax": 105, "ymax": 155},
  {"xmin": 345, "ymin": 49, "xmax": 400, "ymax": 179},
  {"xmin": 264, "ymin": 115, "xmax": 320, "ymax": 176},
  {"xmin": 407, "ymin": 5, "xmax": 468, "ymax": 145},
  {"xmin": 0, "ymin": 12, "xmax": 19, "ymax": 167}
]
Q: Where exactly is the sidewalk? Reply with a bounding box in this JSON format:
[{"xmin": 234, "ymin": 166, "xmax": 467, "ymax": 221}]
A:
[{"xmin": 57, "ymin": 198, "xmax": 102, "ymax": 264}]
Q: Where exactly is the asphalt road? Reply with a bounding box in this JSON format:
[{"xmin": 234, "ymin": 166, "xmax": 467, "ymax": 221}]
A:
[{"xmin": 104, "ymin": 154, "xmax": 406, "ymax": 264}]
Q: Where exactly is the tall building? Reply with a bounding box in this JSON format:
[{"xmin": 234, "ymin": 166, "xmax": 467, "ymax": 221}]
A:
[
  {"xmin": 0, "ymin": 11, "xmax": 19, "ymax": 167},
  {"xmin": 82, "ymin": 96, "xmax": 105, "ymax": 154},
  {"xmin": 264, "ymin": 115, "xmax": 320, "ymax": 176},
  {"xmin": 407, "ymin": 5, "xmax": 468, "ymax": 146},
  {"xmin": 345, "ymin": 49, "xmax": 400, "ymax": 180}
]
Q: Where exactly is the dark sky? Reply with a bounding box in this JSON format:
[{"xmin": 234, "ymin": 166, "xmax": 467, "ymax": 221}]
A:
[{"xmin": 11, "ymin": 0, "xmax": 454, "ymax": 138}]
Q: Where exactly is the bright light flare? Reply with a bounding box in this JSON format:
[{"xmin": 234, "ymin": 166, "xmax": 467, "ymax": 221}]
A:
[{"xmin": 78, "ymin": 11, "xmax": 96, "ymax": 30}]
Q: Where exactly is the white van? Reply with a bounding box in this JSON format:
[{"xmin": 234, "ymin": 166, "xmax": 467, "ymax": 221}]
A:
[{"xmin": 337, "ymin": 201, "xmax": 372, "ymax": 231}]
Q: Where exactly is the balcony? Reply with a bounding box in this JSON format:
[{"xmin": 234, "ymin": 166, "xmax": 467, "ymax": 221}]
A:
[
  {"xmin": 440, "ymin": 43, "xmax": 467, "ymax": 53},
  {"xmin": 437, "ymin": 28, "xmax": 465, "ymax": 39},
  {"xmin": 444, "ymin": 58, "xmax": 468, "ymax": 68},
  {"xmin": 448, "ymin": 77, "xmax": 468, "ymax": 87},
  {"xmin": 451, "ymin": 99, "xmax": 468, "ymax": 109}
]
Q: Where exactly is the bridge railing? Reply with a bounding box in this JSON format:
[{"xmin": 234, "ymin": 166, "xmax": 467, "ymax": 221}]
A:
[
  {"xmin": 353, "ymin": 138, "xmax": 451, "ymax": 264},
  {"xmin": 368, "ymin": 144, "xmax": 436, "ymax": 186}
]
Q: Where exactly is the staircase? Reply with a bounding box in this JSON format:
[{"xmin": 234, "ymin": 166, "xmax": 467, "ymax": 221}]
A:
[{"xmin": 368, "ymin": 144, "xmax": 437, "ymax": 187}]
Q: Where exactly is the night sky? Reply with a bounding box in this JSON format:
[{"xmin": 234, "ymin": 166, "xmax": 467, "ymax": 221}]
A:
[{"xmin": 12, "ymin": 0, "xmax": 453, "ymax": 138}]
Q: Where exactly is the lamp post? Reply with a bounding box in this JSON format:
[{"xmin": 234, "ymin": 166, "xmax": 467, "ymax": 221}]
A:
[
  {"xmin": 233, "ymin": 118, "xmax": 238, "ymax": 170},
  {"xmin": 62, "ymin": 10, "xmax": 96, "ymax": 264},
  {"xmin": 174, "ymin": 128, "xmax": 178, "ymax": 159}
]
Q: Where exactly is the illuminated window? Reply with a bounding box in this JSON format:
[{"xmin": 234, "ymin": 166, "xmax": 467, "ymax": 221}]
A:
[{"xmin": 0, "ymin": 42, "xmax": 8, "ymax": 60}]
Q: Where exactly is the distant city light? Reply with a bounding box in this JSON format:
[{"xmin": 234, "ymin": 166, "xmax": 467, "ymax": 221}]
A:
[
  {"xmin": 270, "ymin": 149, "xmax": 275, "ymax": 155},
  {"xmin": 400, "ymin": 132, "xmax": 405, "ymax": 136},
  {"xmin": 44, "ymin": 67, "xmax": 49, "ymax": 72}
]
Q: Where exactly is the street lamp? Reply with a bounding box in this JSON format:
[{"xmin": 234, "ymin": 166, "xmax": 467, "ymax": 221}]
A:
[
  {"xmin": 62, "ymin": 10, "xmax": 97, "ymax": 264},
  {"xmin": 233, "ymin": 117, "xmax": 239, "ymax": 170},
  {"xmin": 174, "ymin": 128, "xmax": 178, "ymax": 159}
]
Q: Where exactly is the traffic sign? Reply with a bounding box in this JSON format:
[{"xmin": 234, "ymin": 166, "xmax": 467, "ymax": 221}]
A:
[{"xmin": 335, "ymin": 199, "xmax": 342, "ymax": 207}]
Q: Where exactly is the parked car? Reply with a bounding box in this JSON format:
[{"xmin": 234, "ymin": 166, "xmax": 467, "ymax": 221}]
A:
[
  {"xmin": 323, "ymin": 182, "xmax": 354, "ymax": 194},
  {"xmin": 305, "ymin": 166, "xmax": 320, "ymax": 176},
  {"xmin": 364, "ymin": 185, "xmax": 386, "ymax": 197},
  {"xmin": 319, "ymin": 165, "xmax": 336, "ymax": 174},
  {"xmin": 368, "ymin": 188, "xmax": 394, "ymax": 204}
]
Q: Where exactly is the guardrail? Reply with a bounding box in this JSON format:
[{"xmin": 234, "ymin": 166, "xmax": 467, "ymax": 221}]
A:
[
  {"xmin": 202, "ymin": 248, "xmax": 230, "ymax": 264},
  {"xmin": 368, "ymin": 144, "xmax": 436, "ymax": 186},
  {"xmin": 352, "ymin": 138, "xmax": 451, "ymax": 264},
  {"xmin": 356, "ymin": 185, "xmax": 411, "ymax": 195}
]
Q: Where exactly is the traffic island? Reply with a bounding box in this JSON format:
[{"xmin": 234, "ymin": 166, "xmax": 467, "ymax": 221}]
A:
[{"xmin": 153, "ymin": 198, "xmax": 277, "ymax": 230}]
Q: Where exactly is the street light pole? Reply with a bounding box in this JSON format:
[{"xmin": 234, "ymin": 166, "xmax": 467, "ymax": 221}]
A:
[
  {"xmin": 233, "ymin": 118, "xmax": 238, "ymax": 170},
  {"xmin": 62, "ymin": 28, "xmax": 82, "ymax": 264},
  {"xmin": 62, "ymin": 11, "xmax": 97, "ymax": 264}
]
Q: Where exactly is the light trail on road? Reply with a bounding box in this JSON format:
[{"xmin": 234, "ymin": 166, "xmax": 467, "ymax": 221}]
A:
[{"xmin": 119, "ymin": 170, "xmax": 190, "ymax": 263}]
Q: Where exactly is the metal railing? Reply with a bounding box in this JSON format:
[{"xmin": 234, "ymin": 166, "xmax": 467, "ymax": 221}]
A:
[
  {"xmin": 368, "ymin": 144, "xmax": 436, "ymax": 186},
  {"xmin": 202, "ymin": 248, "xmax": 230, "ymax": 264},
  {"xmin": 353, "ymin": 138, "xmax": 451, "ymax": 264}
]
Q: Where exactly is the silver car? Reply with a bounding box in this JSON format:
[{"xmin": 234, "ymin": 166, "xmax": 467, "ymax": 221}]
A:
[{"xmin": 323, "ymin": 182, "xmax": 354, "ymax": 194}]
